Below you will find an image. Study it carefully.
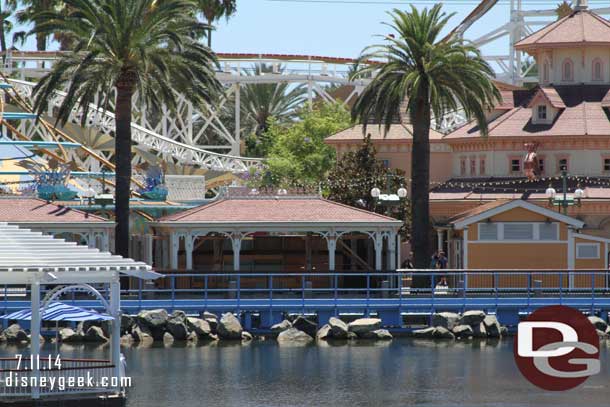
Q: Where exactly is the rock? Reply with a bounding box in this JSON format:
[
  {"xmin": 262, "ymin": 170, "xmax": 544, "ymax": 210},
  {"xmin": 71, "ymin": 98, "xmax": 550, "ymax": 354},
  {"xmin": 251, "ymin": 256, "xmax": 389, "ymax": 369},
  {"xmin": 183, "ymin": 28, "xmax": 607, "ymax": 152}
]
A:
[
  {"xmin": 172, "ymin": 310, "xmax": 187, "ymax": 320},
  {"xmin": 412, "ymin": 327, "xmax": 436, "ymax": 339},
  {"xmin": 163, "ymin": 332, "xmax": 174, "ymax": 343},
  {"xmin": 328, "ymin": 317, "xmax": 349, "ymax": 339},
  {"xmin": 85, "ymin": 326, "xmax": 109, "ymax": 342},
  {"xmin": 472, "ymin": 322, "xmax": 487, "ymax": 338},
  {"xmin": 292, "ymin": 316, "xmax": 318, "ymax": 338},
  {"xmin": 432, "ymin": 312, "xmax": 460, "ymax": 330},
  {"xmin": 432, "ymin": 326, "xmax": 455, "ymax": 340},
  {"xmin": 120, "ymin": 334, "xmax": 133, "ymax": 345},
  {"xmin": 348, "ymin": 318, "xmax": 382, "ymax": 336},
  {"xmin": 459, "ymin": 310, "xmax": 486, "ymax": 326},
  {"xmin": 588, "ymin": 316, "xmax": 608, "ymax": 332},
  {"xmin": 452, "ymin": 325, "xmax": 474, "ymax": 339},
  {"xmin": 59, "ymin": 328, "xmax": 83, "ymax": 343},
  {"xmin": 131, "ymin": 323, "xmax": 153, "ymax": 343},
  {"xmin": 270, "ymin": 320, "xmax": 292, "ymax": 334},
  {"xmin": 217, "ymin": 313, "xmax": 243, "ymax": 340},
  {"xmin": 500, "ymin": 326, "xmax": 509, "ymax": 337},
  {"xmin": 121, "ymin": 315, "xmax": 135, "ymax": 335},
  {"xmin": 201, "ymin": 311, "xmax": 218, "ymax": 320},
  {"xmin": 483, "ymin": 315, "xmax": 502, "ymax": 338},
  {"xmin": 347, "ymin": 332, "xmax": 358, "ymax": 340},
  {"xmin": 204, "ymin": 317, "xmax": 218, "ymax": 334},
  {"xmin": 137, "ymin": 309, "xmax": 169, "ymax": 330},
  {"xmin": 187, "ymin": 332, "xmax": 198, "ymax": 342},
  {"xmin": 27, "ymin": 334, "xmax": 45, "ymax": 343},
  {"xmin": 362, "ymin": 329, "xmax": 393, "ymax": 340},
  {"xmin": 167, "ymin": 317, "xmax": 188, "ymax": 341},
  {"xmin": 241, "ymin": 331, "xmax": 253, "ymax": 341},
  {"xmin": 606, "ymin": 326, "xmax": 610, "ymax": 335},
  {"xmin": 596, "ymin": 329, "xmax": 607, "ymax": 338},
  {"xmin": 2, "ymin": 324, "xmax": 28, "ymax": 343},
  {"xmin": 186, "ymin": 317, "xmax": 211, "ymax": 338},
  {"xmin": 316, "ymin": 324, "xmax": 332, "ymax": 340},
  {"xmin": 277, "ymin": 328, "xmax": 313, "ymax": 343},
  {"xmin": 77, "ymin": 321, "xmax": 110, "ymax": 337}
]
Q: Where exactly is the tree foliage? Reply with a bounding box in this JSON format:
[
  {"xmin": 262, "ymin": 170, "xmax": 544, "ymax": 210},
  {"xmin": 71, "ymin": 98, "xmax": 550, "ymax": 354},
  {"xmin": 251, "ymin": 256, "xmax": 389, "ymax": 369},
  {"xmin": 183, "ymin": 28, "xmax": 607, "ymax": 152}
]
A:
[
  {"xmin": 258, "ymin": 103, "xmax": 351, "ymax": 187},
  {"xmin": 196, "ymin": 0, "xmax": 236, "ymax": 47},
  {"xmin": 326, "ymin": 135, "xmax": 410, "ymax": 236}
]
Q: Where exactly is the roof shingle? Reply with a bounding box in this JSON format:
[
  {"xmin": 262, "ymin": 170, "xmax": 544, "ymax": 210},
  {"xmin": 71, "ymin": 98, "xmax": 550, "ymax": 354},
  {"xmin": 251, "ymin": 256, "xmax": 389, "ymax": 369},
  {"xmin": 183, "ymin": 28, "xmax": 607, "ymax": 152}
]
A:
[{"xmin": 0, "ymin": 197, "xmax": 108, "ymax": 223}]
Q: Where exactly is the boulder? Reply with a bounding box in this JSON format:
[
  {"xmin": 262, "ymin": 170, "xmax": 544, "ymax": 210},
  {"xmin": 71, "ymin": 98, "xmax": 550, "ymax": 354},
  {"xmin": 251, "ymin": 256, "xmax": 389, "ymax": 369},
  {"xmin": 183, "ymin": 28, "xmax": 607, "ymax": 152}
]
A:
[
  {"xmin": 348, "ymin": 318, "xmax": 382, "ymax": 336},
  {"xmin": 120, "ymin": 334, "xmax": 133, "ymax": 345},
  {"xmin": 217, "ymin": 313, "xmax": 243, "ymax": 340},
  {"xmin": 432, "ymin": 326, "xmax": 455, "ymax": 340},
  {"xmin": 131, "ymin": 323, "xmax": 153, "ymax": 343},
  {"xmin": 606, "ymin": 326, "xmax": 610, "ymax": 335},
  {"xmin": 187, "ymin": 332, "xmax": 198, "ymax": 342},
  {"xmin": 277, "ymin": 328, "xmax": 313, "ymax": 343},
  {"xmin": 172, "ymin": 310, "xmax": 187, "ymax": 320},
  {"xmin": 85, "ymin": 326, "xmax": 109, "ymax": 342},
  {"xmin": 201, "ymin": 311, "xmax": 218, "ymax": 320},
  {"xmin": 186, "ymin": 317, "xmax": 211, "ymax": 338},
  {"xmin": 347, "ymin": 332, "xmax": 358, "ymax": 340},
  {"xmin": 483, "ymin": 315, "xmax": 502, "ymax": 338},
  {"xmin": 472, "ymin": 322, "xmax": 487, "ymax": 338},
  {"xmin": 270, "ymin": 320, "xmax": 292, "ymax": 334},
  {"xmin": 292, "ymin": 316, "xmax": 317, "ymax": 338},
  {"xmin": 241, "ymin": 331, "xmax": 253, "ymax": 341},
  {"xmin": 163, "ymin": 332, "xmax": 175, "ymax": 343},
  {"xmin": 137, "ymin": 309, "xmax": 169, "ymax": 330},
  {"xmin": 596, "ymin": 329, "xmax": 607, "ymax": 338},
  {"xmin": 459, "ymin": 310, "xmax": 486, "ymax": 326},
  {"xmin": 167, "ymin": 317, "xmax": 188, "ymax": 341},
  {"xmin": 59, "ymin": 328, "xmax": 83, "ymax": 343},
  {"xmin": 500, "ymin": 326, "xmax": 509, "ymax": 337},
  {"xmin": 362, "ymin": 329, "xmax": 393, "ymax": 340},
  {"xmin": 328, "ymin": 317, "xmax": 349, "ymax": 339},
  {"xmin": 316, "ymin": 324, "xmax": 332, "ymax": 340},
  {"xmin": 2, "ymin": 324, "xmax": 28, "ymax": 343},
  {"xmin": 412, "ymin": 327, "xmax": 436, "ymax": 339},
  {"xmin": 121, "ymin": 315, "xmax": 135, "ymax": 335},
  {"xmin": 452, "ymin": 325, "xmax": 474, "ymax": 339},
  {"xmin": 77, "ymin": 321, "xmax": 110, "ymax": 338},
  {"xmin": 588, "ymin": 316, "xmax": 608, "ymax": 332},
  {"xmin": 432, "ymin": 312, "xmax": 460, "ymax": 330}
]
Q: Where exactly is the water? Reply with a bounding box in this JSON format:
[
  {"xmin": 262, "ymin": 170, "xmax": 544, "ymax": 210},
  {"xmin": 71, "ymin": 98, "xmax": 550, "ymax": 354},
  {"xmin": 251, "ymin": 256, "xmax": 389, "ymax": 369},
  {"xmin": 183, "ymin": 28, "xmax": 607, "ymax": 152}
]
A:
[{"xmin": 1, "ymin": 339, "xmax": 609, "ymax": 407}]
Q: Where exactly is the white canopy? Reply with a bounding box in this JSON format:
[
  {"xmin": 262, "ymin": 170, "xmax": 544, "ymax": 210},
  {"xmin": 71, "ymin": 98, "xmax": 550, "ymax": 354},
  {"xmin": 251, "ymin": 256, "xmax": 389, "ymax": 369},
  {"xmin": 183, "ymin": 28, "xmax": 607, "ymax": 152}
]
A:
[{"xmin": 0, "ymin": 222, "xmax": 161, "ymax": 284}]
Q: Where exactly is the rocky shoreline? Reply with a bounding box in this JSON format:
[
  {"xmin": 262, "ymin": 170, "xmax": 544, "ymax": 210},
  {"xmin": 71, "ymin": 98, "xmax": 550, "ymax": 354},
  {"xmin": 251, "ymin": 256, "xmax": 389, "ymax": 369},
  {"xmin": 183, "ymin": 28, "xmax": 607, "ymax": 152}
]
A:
[{"xmin": 2, "ymin": 309, "xmax": 610, "ymax": 346}]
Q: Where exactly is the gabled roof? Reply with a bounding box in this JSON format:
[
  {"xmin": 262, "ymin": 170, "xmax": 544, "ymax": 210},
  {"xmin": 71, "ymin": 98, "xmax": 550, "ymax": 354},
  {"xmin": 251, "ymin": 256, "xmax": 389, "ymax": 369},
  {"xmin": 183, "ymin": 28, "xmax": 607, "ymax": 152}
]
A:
[
  {"xmin": 450, "ymin": 199, "xmax": 585, "ymax": 230},
  {"xmin": 527, "ymin": 87, "xmax": 566, "ymax": 109},
  {"xmin": 154, "ymin": 197, "xmax": 401, "ymax": 226},
  {"xmin": 515, "ymin": 10, "xmax": 610, "ymax": 52},
  {"xmin": 325, "ymin": 124, "xmax": 444, "ymax": 143},
  {"xmin": 0, "ymin": 223, "xmax": 158, "ymax": 284},
  {"xmin": 0, "ymin": 197, "xmax": 111, "ymax": 224}
]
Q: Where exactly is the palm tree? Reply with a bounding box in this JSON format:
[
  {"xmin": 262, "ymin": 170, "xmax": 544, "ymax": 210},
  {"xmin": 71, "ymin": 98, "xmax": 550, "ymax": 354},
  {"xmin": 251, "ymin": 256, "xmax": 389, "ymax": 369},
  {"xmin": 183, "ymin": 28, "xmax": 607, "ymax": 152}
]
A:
[
  {"xmin": 15, "ymin": 0, "xmax": 57, "ymax": 51},
  {"xmin": 30, "ymin": 0, "xmax": 222, "ymax": 258},
  {"xmin": 0, "ymin": 1, "xmax": 17, "ymax": 56},
  {"xmin": 351, "ymin": 5, "xmax": 499, "ymax": 269},
  {"xmin": 241, "ymin": 63, "xmax": 306, "ymax": 137},
  {"xmin": 196, "ymin": 0, "xmax": 236, "ymax": 48}
]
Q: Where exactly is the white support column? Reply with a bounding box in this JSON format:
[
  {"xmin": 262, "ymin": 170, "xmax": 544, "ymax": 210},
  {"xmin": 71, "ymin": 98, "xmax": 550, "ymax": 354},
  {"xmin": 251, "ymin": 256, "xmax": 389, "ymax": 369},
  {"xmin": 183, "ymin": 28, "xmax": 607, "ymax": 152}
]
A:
[
  {"xmin": 436, "ymin": 229, "xmax": 444, "ymax": 253},
  {"xmin": 185, "ymin": 234, "xmax": 194, "ymax": 271},
  {"xmin": 31, "ymin": 281, "xmax": 41, "ymax": 399},
  {"xmin": 102, "ymin": 231, "xmax": 110, "ymax": 252},
  {"xmin": 231, "ymin": 234, "xmax": 242, "ymax": 271},
  {"xmin": 396, "ymin": 233, "xmax": 401, "ymax": 269},
  {"xmin": 144, "ymin": 234, "xmax": 154, "ymax": 266},
  {"xmin": 374, "ymin": 233, "xmax": 383, "ymax": 271},
  {"xmin": 87, "ymin": 231, "xmax": 95, "ymax": 248},
  {"xmin": 169, "ymin": 232, "xmax": 179, "ymax": 270},
  {"xmin": 327, "ymin": 235, "xmax": 337, "ymax": 272},
  {"xmin": 110, "ymin": 278, "xmax": 121, "ymax": 389},
  {"xmin": 463, "ymin": 228, "xmax": 469, "ymax": 270},
  {"xmin": 234, "ymin": 83, "xmax": 241, "ymax": 156},
  {"xmin": 568, "ymin": 227, "xmax": 575, "ymax": 270},
  {"xmin": 388, "ymin": 232, "xmax": 397, "ymax": 271}
]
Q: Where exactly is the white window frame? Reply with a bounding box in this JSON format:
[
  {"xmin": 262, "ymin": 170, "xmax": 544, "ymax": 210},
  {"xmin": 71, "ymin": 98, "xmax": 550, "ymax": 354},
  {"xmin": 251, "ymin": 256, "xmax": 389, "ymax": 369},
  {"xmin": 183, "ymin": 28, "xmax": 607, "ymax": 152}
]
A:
[
  {"xmin": 478, "ymin": 223, "xmax": 499, "ymax": 241},
  {"xmin": 477, "ymin": 222, "xmax": 560, "ymax": 242},
  {"xmin": 576, "ymin": 243, "xmax": 600, "ymax": 259},
  {"xmin": 537, "ymin": 105, "xmax": 547, "ymax": 120}
]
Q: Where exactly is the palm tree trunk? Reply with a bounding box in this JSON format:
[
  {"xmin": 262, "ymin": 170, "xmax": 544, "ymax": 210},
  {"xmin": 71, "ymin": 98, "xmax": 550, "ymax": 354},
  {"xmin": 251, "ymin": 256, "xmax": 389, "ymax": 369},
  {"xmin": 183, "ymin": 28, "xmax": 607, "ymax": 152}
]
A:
[
  {"xmin": 114, "ymin": 78, "xmax": 135, "ymax": 258},
  {"xmin": 410, "ymin": 84, "xmax": 432, "ymax": 272},
  {"xmin": 207, "ymin": 18, "xmax": 212, "ymax": 48},
  {"xmin": 36, "ymin": 33, "xmax": 46, "ymax": 51}
]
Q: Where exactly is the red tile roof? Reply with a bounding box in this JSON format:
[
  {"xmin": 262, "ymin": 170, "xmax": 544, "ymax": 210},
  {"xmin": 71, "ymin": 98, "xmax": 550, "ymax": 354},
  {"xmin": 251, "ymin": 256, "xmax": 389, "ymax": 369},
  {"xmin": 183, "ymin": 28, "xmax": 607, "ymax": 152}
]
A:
[
  {"xmin": 156, "ymin": 198, "xmax": 400, "ymax": 224},
  {"xmin": 515, "ymin": 10, "xmax": 610, "ymax": 51},
  {"xmin": 0, "ymin": 197, "xmax": 108, "ymax": 223},
  {"xmin": 445, "ymin": 85, "xmax": 610, "ymax": 139},
  {"xmin": 447, "ymin": 200, "xmax": 512, "ymax": 224},
  {"xmin": 527, "ymin": 87, "xmax": 566, "ymax": 109},
  {"xmin": 325, "ymin": 124, "xmax": 444, "ymax": 143}
]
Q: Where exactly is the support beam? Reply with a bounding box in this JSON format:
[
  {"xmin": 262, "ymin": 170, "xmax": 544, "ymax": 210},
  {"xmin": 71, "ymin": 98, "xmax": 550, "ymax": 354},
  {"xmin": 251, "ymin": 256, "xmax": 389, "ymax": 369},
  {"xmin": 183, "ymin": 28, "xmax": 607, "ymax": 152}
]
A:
[
  {"xmin": 327, "ymin": 235, "xmax": 337, "ymax": 272},
  {"xmin": 169, "ymin": 233, "xmax": 179, "ymax": 270},
  {"xmin": 185, "ymin": 234, "xmax": 194, "ymax": 271},
  {"xmin": 110, "ymin": 279, "xmax": 121, "ymax": 389},
  {"xmin": 30, "ymin": 281, "xmax": 41, "ymax": 399},
  {"xmin": 231, "ymin": 234, "xmax": 242, "ymax": 271},
  {"xmin": 388, "ymin": 232, "xmax": 397, "ymax": 271},
  {"xmin": 436, "ymin": 229, "xmax": 444, "ymax": 253},
  {"xmin": 374, "ymin": 233, "xmax": 383, "ymax": 271},
  {"xmin": 234, "ymin": 83, "xmax": 241, "ymax": 156}
]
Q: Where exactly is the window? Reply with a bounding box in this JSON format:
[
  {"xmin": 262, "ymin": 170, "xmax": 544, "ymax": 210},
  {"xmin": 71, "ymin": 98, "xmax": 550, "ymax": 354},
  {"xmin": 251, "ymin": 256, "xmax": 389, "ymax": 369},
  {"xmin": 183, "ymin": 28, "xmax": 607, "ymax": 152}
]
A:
[
  {"xmin": 539, "ymin": 158, "xmax": 545, "ymax": 174},
  {"xmin": 504, "ymin": 223, "xmax": 534, "ymax": 240},
  {"xmin": 558, "ymin": 158, "xmax": 568, "ymax": 172},
  {"xmin": 381, "ymin": 159, "xmax": 390, "ymax": 168},
  {"xmin": 543, "ymin": 61, "xmax": 550, "ymax": 83},
  {"xmin": 470, "ymin": 158, "xmax": 476, "ymax": 176},
  {"xmin": 539, "ymin": 223, "xmax": 559, "ymax": 240},
  {"xmin": 478, "ymin": 223, "xmax": 498, "ymax": 240},
  {"xmin": 562, "ymin": 59, "xmax": 574, "ymax": 82},
  {"xmin": 511, "ymin": 159, "xmax": 521, "ymax": 173},
  {"xmin": 537, "ymin": 105, "xmax": 547, "ymax": 120},
  {"xmin": 576, "ymin": 243, "xmax": 600, "ymax": 259},
  {"xmin": 479, "ymin": 157, "xmax": 486, "ymax": 175},
  {"xmin": 603, "ymin": 158, "xmax": 610, "ymax": 172},
  {"xmin": 593, "ymin": 59, "xmax": 603, "ymax": 81},
  {"xmin": 460, "ymin": 158, "xmax": 466, "ymax": 176}
]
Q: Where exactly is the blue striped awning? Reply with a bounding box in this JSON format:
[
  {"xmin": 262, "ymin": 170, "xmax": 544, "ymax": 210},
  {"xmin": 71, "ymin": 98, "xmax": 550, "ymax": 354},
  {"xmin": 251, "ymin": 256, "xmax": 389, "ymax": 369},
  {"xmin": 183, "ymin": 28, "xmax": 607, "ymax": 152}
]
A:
[{"xmin": 1, "ymin": 302, "xmax": 114, "ymax": 322}]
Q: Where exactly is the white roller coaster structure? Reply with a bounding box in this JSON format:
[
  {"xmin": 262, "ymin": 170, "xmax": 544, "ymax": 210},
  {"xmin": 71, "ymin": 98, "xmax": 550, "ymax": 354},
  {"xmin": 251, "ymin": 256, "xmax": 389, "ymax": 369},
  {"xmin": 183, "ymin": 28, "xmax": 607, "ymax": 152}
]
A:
[{"xmin": 1, "ymin": 1, "xmax": 607, "ymax": 176}]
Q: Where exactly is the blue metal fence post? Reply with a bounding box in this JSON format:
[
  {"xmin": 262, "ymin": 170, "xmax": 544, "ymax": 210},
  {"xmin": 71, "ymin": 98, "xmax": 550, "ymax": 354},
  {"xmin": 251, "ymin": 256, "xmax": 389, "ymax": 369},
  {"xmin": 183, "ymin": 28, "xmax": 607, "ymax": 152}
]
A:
[
  {"xmin": 269, "ymin": 275, "xmax": 274, "ymax": 324},
  {"xmin": 138, "ymin": 278, "xmax": 142, "ymax": 311},
  {"xmin": 559, "ymin": 271, "xmax": 563, "ymax": 304},
  {"xmin": 334, "ymin": 274, "xmax": 338, "ymax": 316},
  {"xmin": 592, "ymin": 272, "xmax": 595, "ymax": 314},
  {"xmin": 204, "ymin": 275, "xmax": 208, "ymax": 309},
  {"xmin": 170, "ymin": 276, "xmax": 176, "ymax": 312},
  {"xmin": 301, "ymin": 275, "xmax": 306, "ymax": 315},
  {"xmin": 237, "ymin": 274, "xmax": 241, "ymax": 314},
  {"xmin": 366, "ymin": 274, "xmax": 371, "ymax": 317}
]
